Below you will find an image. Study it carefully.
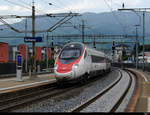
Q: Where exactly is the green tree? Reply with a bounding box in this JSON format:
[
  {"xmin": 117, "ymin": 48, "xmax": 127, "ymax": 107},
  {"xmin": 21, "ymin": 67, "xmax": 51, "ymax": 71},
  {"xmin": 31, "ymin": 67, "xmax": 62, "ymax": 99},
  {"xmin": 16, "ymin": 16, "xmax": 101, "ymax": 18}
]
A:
[
  {"xmin": 48, "ymin": 58, "xmax": 55, "ymax": 67},
  {"xmin": 133, "ymin": 44, "xmax": 143, "ymax": 61},
  {"xmin": 122, "ymin": 48, "xmax": 128, "ymax": 61}
]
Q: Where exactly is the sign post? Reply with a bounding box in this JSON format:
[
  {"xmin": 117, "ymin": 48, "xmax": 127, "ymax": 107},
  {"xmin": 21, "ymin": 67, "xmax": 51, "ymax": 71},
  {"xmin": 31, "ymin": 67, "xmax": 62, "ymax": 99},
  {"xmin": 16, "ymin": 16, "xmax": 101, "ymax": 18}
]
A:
[
  {"xmin": 24, "ymin": 36, "xmax": 42, "ymax": 77},
  {"xmin": 16, "ymin": 53, "xmax": 23, "ymax": 81}
]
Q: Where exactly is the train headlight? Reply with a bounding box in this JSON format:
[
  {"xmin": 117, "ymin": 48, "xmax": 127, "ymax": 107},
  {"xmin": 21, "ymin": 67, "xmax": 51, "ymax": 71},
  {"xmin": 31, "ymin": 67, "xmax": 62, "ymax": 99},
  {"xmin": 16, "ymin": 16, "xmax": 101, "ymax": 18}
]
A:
[
  {"xmin": 72, "ymin": 64, "xmax": 79, "ymax": 69},
  {"xmin": 54, "ymin": 64, "xmax": 58, "ymax": 70}
]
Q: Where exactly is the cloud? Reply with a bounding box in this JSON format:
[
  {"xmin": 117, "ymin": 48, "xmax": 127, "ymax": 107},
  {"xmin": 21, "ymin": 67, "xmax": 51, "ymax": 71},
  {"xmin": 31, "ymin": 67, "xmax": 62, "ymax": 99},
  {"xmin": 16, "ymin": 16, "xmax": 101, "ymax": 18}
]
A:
[
  {"xmin": 64, "ymin": 0, "xmax": 107, "ymax": 12},
  {"xmin": 0, "ymin": 5, "xmax": 31, "ymax": 15},
  {"xmin": 111, "ymin": 0, "xmax": 141, "ymax": 7},
  {"xmin": 12, "ymin": 6, "xmax": 30, "ymax": 13},
  {"xmin": 47, "ymin": 0, "xmax": 142, "ymax": 13},
  {"xmin": 0, "ymin": 5, "xmax": 10, "ymax": 11},
  {"xmin": 0, "ymin": 0, "xmax": 143, "ymax": 15},
  {"xmin": 46, "ymin": 0, "xmax": 109, "ymax": 13}
]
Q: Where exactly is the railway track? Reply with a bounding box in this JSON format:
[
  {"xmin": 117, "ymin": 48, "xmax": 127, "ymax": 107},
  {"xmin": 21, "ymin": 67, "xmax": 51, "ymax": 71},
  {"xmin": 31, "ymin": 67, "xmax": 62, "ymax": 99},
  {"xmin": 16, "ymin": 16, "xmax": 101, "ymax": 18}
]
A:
[
  {"xmin": 0, "ymin": 69, "xmax": 134, "ymax": 112},
  {"xmin": 0, "ymin": 70, "xmax": 112, "ymax": 112},
  {"xmin": 0, "ymin": 82, "xmax": 81, "ymax": 112},
  {"xmin": 70, "ymin": 69, "xmax": 134, "ymax": 112}
]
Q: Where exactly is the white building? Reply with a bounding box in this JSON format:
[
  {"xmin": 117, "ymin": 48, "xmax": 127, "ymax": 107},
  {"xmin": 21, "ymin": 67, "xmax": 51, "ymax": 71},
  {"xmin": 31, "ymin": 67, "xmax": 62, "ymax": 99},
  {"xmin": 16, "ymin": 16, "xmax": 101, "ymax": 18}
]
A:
[{"xmin": 113, "ymin": 44, "xmax": 131, "ymax": 63}]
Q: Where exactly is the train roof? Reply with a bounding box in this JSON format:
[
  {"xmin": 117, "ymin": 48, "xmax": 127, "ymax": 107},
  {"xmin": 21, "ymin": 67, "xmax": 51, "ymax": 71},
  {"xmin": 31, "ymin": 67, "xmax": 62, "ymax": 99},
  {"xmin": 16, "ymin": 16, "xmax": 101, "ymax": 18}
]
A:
[
  {"xmin": 66, "ymin": 42, "xmax": 84, "ymax": 46},
  {"xmin": 65, "ymin": 42, "xmax": 106, "ymax": 54}
]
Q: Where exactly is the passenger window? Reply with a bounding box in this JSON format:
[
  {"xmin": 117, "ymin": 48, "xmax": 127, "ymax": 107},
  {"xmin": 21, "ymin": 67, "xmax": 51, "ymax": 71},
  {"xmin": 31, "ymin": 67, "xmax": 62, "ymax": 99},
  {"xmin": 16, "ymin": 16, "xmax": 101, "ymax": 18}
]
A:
[{"xmin": 84, "ymin": 50, "xmax": 87, "ymax": 59}]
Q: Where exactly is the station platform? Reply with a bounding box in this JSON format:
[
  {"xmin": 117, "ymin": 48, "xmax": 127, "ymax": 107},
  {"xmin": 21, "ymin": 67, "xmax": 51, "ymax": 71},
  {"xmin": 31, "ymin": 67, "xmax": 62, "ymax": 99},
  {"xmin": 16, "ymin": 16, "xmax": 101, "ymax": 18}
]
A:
[
  {"xmin": 0, "ymin": 73, "xmax": 56, "ymax": 94},
  {"xmin": 127, "ymin": 69, "xmax": 150, "ymax": 112}
]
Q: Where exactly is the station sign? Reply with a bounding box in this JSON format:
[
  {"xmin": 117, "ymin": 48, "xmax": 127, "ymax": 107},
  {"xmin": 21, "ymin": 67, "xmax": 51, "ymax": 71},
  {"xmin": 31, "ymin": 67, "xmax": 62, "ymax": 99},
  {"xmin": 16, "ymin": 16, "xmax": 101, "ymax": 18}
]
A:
[{"xmin": 24, "ymin": 37, "xmax": 42, "ymax": 42}]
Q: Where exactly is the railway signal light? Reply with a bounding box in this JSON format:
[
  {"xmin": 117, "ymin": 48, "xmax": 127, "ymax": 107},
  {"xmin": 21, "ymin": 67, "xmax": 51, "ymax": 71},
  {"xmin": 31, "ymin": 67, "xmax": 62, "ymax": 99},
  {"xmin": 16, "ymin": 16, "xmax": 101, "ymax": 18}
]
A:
[
  {"xmin": 93, "ymin": 40, "xmax": 96, "ymax": 49},
  {"xmin": 112, "ymin": 41, "xmax": 115, "ymax": 55},
  {"xmin": 51, "ymin": 39, "xmax": 54, "ymax": 51},
  {"xmin": 112, "ymin": 41, "xmax": 115, "ymax": 50},
  {"xmin": 112, "ymin": 41, "xmax": 115, "ymax": 46}
]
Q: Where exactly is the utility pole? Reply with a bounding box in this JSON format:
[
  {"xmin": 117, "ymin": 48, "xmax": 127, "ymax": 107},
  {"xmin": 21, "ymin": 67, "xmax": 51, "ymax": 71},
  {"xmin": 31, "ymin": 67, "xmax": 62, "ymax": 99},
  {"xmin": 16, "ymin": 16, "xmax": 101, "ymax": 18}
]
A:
[
  {"xmin": 142, "ymin": 12, "xmax": 145, "ymax": 71},
  {"xmin": 25, "ymin": 17, "xmax": 28, "ymax": 72},
  {"xmin": 135, "ymin": 25, "xmax": 140, "ymax": 69},
  {"xmin": 121, "ymin": 43, "xmax": 123, "ymax": 69},
  {"xmin": 32, "ymin": 0, "xmax": 36, "ymax": 75},
  {"xmin": 51, "ymin": 37, "xmax": 54, "ymax": 67},
  {"xmin": 82, "ymin": 19, "xmax": 84, "ymax": 43},
  {"xmin": 112, "ymin": 41, "xmax": 115, "ymax": 63},
  {"xmin": 93, "ymin": 35, "xmax": 96, "ymax": 48},
  {"xmin": 46, "ymin": 32, "xmax": 49, "ymax": 71},
  {"xmin": 118, "ymin": 7, "xmax": 150, "ymax": 71}
]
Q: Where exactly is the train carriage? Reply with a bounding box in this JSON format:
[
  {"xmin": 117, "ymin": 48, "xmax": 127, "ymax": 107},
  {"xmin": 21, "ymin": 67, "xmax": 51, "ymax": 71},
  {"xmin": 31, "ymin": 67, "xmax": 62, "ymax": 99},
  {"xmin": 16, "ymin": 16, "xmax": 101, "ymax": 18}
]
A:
[{"xmin": 54, "ymin": 42, "xmax": 111, "ymax": 83}]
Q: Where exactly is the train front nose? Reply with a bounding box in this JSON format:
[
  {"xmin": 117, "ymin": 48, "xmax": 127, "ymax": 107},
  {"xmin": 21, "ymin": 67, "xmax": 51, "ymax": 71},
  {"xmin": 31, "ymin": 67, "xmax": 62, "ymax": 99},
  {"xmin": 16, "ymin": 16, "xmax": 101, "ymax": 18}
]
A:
[
  {"xmin": 54, "ymin": 62, "xmax": 76, "ymax": 81},
  {"xmin": 54, "ymin": 70, "xmax": 74, "ymax": 81}
]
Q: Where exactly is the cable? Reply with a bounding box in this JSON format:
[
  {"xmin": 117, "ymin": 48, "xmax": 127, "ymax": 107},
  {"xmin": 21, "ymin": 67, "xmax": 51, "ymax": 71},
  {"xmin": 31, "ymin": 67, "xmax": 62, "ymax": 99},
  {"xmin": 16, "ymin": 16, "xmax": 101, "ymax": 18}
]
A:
[
  {"xmin": 18, "ymin": 0, "xmax": 31, "ymax": 7},
  {"xmin": 3, "ymin": 0, "xmax": 32, "ymax": 11},
  {"xmin": 3, "ymin": 0, "xmax": 52, "ymax": 26},
  {"xmin": 67, "ymin": 21, "xmax": 81, "ymax": 32},
  {"xmin": 20, "ymin": 0, "xmax": 49, "ymax": 15},
  {"xmin": 110, "ymin": 0, "xmax": 122, "ymax": 7},
  {"xmin": 103, "ymin": 0, "xmax": 127, "ymax": 34},
  {"xmin": 56, "ymin": 0, "xmax": 67, "ymax": 8},
  {"xmin": 44, "ymin": 0, "xmax": 65, "ymax": 10},
  {"xmin": 0, "ymin": 18, "xmax": 21, "ymax": 33},
  {"xmin": 4, "ymin": 0, "xmax": 46, "ymax": 15}
]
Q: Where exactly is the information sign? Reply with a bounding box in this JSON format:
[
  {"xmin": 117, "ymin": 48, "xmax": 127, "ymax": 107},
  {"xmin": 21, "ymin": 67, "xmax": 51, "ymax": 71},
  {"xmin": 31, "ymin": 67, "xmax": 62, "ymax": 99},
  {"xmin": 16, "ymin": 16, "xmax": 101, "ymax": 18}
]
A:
[{"xmin": 24, "ymin": 37, "xmax": 42, "ymax": 42}]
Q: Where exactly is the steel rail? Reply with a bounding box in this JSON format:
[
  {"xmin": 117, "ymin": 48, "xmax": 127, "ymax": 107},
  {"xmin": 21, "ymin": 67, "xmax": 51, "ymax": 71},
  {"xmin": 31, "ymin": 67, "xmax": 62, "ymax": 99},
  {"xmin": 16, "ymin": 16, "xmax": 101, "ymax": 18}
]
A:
[
  {"xmin": 71, "ymin": 69, "xmax": 134, "ymax": 112},
  {"xmin": 0, "ymin": 82, "xmax": 82, "ymax": 112},
  {"xmin": 71, "ymin": 70, "xmax": 123, "ymax": 112},
  {"xmin": 0, "ymin": 70, "xmax": 119, "ymax": 112},
  {"xmin": 110, "ymin": 70, "xmax": 133, "ymax": 112},
  {"xmin": 0, "ymin": 72, "xmax": 106, "ymax": 112}
]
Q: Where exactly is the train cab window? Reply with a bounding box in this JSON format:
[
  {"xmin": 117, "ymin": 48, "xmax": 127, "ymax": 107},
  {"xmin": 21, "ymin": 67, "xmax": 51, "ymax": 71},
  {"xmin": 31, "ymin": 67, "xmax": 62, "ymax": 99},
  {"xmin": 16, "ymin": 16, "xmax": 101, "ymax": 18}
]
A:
[
  {"xmin": 58, "ymin": 43, "xmax": 84, "ymax": 64},
  {"xmin": 84, "ymin": 50, "xmax": 87, "ymax": 59},
  {"xmin": 60, "ymin": 49, "xmax": 80, "ymax": 59}
]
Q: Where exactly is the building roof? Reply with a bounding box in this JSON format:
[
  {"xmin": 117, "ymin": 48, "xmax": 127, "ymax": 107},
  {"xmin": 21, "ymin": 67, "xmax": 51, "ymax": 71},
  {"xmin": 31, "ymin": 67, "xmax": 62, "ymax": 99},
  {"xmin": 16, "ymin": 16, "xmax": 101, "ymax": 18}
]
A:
[{"xmin": 0, "ymin": 42, "xmax": 8, "ymax": 44}]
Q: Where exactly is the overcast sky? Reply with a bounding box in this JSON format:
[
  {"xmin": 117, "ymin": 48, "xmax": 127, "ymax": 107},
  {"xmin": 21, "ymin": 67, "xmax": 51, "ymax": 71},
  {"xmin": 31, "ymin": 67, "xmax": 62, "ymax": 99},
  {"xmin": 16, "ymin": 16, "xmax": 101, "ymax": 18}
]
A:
[
  {"xmin": 0, "ymin": 0, "xmax": 149, "ymax": 24},
  {"xmin": 0, "ymin": 0, "xmax": 149, "ymax": 15}
]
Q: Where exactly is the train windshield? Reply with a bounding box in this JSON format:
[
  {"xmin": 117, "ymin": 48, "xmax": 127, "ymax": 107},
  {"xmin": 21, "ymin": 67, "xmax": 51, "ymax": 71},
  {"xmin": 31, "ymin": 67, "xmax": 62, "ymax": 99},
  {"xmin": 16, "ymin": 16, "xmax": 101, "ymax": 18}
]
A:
[
  {"xmin": 60, "ymin": 49, "xmax": 80, "ymax": 59},
  {"xmin": 59, "ymin": 43, "xmax": 83, "ymax": 64}
]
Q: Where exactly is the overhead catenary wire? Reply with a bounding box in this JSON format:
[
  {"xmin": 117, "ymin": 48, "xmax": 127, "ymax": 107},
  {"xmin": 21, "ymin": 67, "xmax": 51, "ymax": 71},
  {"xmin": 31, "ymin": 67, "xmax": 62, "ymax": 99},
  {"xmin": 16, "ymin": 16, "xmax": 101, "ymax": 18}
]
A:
[
  {"xmin": 19, "ymin": 0, "xmax": 48, "ymax": 15},
  {"xmin": 3, "ymin": 0, "xmax": 79, "ymax": 27},
  {"xmin": 1, "ymin": 0, "xmax": 80, "ymax": 33},
  {"xmin": 109, "ymin": 0, "xmax": 123, "ymax": 7},
  {"xmin": 0, "ymin": 18, "xmax": 21, "ymax": 33},
  {"xmin": 3, "ymin": 0, "xmax": 32, "ymax": 11},
  {"xmin": 55, "ymin": 0, "xmax": 67, "ymax": 8},
  {"xmin": 43, "ymin": 0, "xmax": 65, "ymax": 10},
  {"xmin": 103, "ymin": 0, "xmax": 127, "ymax": 34},
  {"xmin": 4, "ymin": 0, "xmax": 47, "ymax": 15}
]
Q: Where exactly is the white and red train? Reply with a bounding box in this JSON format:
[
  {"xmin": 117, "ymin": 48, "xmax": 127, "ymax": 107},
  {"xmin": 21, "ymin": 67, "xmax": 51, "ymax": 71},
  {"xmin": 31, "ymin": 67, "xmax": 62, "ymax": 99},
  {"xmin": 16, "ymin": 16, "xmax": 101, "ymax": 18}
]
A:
[{"xmin": 54, "ymin": 42, "xmax": 111, "ymax": 83}]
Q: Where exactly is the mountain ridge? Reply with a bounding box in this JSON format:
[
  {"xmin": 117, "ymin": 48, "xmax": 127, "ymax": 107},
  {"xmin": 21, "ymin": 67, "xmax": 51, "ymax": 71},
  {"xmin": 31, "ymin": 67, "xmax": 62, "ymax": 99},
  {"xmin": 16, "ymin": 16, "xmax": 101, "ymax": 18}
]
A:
[{"xmin": 0, "ymin": 11, "xmax": 149, "ymax": 47}]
